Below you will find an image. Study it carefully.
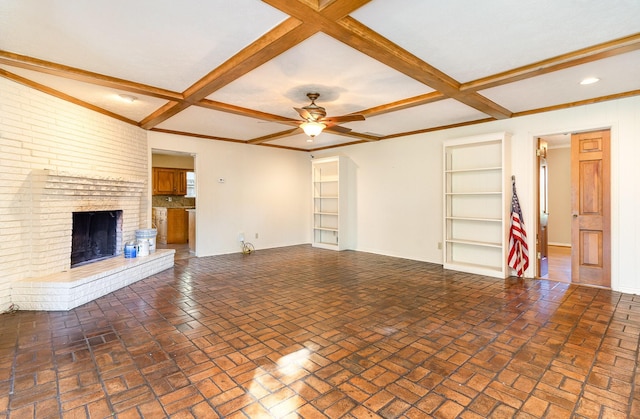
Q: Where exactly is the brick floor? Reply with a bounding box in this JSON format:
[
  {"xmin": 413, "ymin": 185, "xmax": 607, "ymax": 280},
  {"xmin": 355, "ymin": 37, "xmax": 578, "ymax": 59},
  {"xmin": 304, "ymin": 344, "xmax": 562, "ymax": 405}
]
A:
[{"xmin": 1, "ymin": 245, "xmax": 639, "ymax": 418}]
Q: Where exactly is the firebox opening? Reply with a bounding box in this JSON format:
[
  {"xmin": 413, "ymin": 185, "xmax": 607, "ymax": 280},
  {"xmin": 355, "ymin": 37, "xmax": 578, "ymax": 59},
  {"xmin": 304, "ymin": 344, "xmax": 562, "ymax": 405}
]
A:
[{"xmin": 71, "ymin": 210, "xmax": 122, "ymax": 268}]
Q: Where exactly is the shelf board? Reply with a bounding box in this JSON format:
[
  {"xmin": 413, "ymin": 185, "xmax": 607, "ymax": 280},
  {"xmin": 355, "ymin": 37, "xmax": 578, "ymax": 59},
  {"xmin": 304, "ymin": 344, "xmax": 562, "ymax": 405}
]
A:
[
  {"xmin": 444, "ymin": 166, "xmax": 502, "ymax": 173},
  {"xmin": 314, "ymin": 212, "xmax": 338, "ymax": 216},
  {"xmin": 314, "ymin": 227, "xmax": 338, "ymax": 232},
  {"xmin": 445, "ymin": 238, "xmax": 502, "ymax": 248},
  {"xmin": 314, "ymin": 196, "xmax": 339, "ymax": 199},
  {"xmin": 446, "ymin": 216, "xmax": 501, "ymax": 222},
  {"xmin": 313, "ymin": 242, "xmax": 339, "ymax": 250},
  {"xmin": 443, "ymin": 260, "xmax": 503, "ymax": 277},
  {"xmin": 314, "ymin": 178, "xmax": 338, "ymax": 183}
]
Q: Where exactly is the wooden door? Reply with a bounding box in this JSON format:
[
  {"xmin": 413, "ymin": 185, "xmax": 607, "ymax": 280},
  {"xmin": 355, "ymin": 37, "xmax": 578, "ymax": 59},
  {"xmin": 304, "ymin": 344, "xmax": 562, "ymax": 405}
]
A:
[
  {"xmin": 571, "ymin": 130, "xmax": 610, "ymax": 287},
  {"xmin": 537, "ymin": 138, "xmax": 549, "ymax": 277}
]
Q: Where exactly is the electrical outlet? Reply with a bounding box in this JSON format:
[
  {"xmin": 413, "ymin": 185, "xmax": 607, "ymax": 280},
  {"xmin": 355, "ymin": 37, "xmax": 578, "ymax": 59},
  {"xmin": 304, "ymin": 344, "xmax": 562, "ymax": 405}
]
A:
[
  {"xmin": 437, "ymin": 242, "xmax": 442, "ymax": 249},
  {"xmin": 255, "ymin": 233, "xmax": 259, "ymax": 239},
  {"xmin": 238, "ymin": 232, "xmax": 245, "ymax": 242}
]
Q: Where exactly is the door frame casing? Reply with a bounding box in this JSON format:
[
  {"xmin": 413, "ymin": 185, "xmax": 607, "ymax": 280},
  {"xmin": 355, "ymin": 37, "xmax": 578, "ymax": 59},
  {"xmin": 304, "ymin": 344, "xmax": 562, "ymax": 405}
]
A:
[{"xmin": 530, "ymin": 124, "xmax": 616, "ymax": 288}]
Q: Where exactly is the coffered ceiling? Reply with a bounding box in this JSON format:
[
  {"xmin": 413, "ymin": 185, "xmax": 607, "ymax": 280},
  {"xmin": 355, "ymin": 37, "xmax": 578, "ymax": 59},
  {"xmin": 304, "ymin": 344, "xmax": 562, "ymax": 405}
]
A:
[{"xmin": 1, "ymin": 0, "xmax": 639, "ymax": 151}]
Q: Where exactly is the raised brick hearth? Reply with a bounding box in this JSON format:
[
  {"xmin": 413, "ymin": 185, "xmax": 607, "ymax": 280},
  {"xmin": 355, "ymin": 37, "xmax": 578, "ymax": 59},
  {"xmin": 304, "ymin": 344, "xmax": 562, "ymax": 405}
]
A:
[{"xmin": 12, "ymin": 249, "xmax": 175, "ymax": 311}]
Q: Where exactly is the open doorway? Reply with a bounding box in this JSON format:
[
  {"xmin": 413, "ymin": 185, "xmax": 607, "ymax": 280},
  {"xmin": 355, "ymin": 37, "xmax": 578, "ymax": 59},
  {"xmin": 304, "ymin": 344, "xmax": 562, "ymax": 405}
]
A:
[
  {"xmin": 151, "ymin": 149, "xmax": 196, "ymax": 260},
  {"xmin": 537, "ymin": 133, "xmax": 572, "ymax": 283},
  {"xmin": 535, "ymin": 129, "xmax": 611, "ymax": 287}
]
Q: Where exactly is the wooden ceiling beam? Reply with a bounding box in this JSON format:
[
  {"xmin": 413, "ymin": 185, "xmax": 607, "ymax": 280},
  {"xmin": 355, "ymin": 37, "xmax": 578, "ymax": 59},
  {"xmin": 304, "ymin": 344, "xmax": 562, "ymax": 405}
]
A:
[
  {"xmin": 511, "ymin": 89, "xmax": 640, "ymax": 118},
  {"xmin": 247, "ymin": 125, "xmax": 380, "ymax": 145},
  {"xmin": 248, "ymin": 128, "xmax": 302, "ymax": 144},
  {"xmin": 330, "ymin": 17, "xmax": 512, "ymax": 120},
  {"xmin": 263, "ymin": 0, "xmax": 373, "ymax": 25},
  {"xmin": 139, "ymin": 100, "xmax": 190, "ymax": 130},
  {"xmin": 0, "ymin": 50, "xmax": 182, "ymax": 101},
  {"xmin": 145, "ymin": 1, "xmax": 374, "ymax": 136},
  {"xmin": 325, "ymin": 129, "xmax": 382, "ymax": 142},
  {"xmin": 141, "ymin": 18, "xmax": 317, "ymax": 129},
  {"xmin": 150, "ymin": 128, "xmax": 245, "ymax": 144},
  {"xmin": 181, "ymin": 18, "xmax": 316, "ymax": 103},
  {"xmin": 381, "ymin": 118, "xmax": 497, "ymax": 140},
  {"xmin": 0, "ymin": 68, "xmax": 140, "ymax": 126},
  {"xmin": 462, "ymin": 33, "xmax": 640, "ymax": 92},
  {"xmin": 358, "ymin": 91, "xmax": 446, "ymax": 118},
  {"xmin": 310, "ymin": 139, "xmax": 369, "ymax": 151},
  {"xmin": 197, "ymin": 99, "xmax": 299, "ymax": 124}
]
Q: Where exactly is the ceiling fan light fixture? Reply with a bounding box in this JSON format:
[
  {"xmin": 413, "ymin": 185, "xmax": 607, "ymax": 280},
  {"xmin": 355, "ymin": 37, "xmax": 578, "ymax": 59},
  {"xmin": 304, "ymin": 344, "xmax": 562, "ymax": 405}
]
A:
[{"xmin": 301, "ymin": 121, "xmax": 325, "ymax": 138}]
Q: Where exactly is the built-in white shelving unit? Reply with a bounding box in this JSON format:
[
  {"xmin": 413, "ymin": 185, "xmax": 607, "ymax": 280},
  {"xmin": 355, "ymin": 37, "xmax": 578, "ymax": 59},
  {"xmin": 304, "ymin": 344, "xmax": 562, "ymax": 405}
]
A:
[
  {"xmin": 443, "ymin": 132, "xmax": 511, "ymax": 278},
  {"xmin": 312, "ymin": 156, "xmax": 349, "ymax": 250}
]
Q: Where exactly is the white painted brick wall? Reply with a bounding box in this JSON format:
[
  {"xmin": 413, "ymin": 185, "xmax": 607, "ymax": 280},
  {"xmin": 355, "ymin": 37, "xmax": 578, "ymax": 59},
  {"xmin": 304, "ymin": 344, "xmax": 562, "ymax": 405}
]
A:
[{"xmin": 0, "ymin": 77, "xmax": 150, "ymax": 311}]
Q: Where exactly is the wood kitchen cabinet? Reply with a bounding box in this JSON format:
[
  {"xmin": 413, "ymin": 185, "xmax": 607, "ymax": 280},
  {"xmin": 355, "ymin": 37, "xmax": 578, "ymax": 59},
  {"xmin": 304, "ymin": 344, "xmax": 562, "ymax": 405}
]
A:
[
  {"xmin": 167, "ymin": 208, "xmax": 188, "ymax": 244},
  {"xmin": 152, "ymin": 207, "xmax": 188, "ymax": 244},
  {"xmin": 152, "ymin": 207, "xmax": 167, "ymax": 244},
  {"xmin": 153, "ymin": 167, "xmax": 188, "ymax": 195},
  {"xmin": 187, "ymin": 209, "xmax": 196, "ymax": 252}
]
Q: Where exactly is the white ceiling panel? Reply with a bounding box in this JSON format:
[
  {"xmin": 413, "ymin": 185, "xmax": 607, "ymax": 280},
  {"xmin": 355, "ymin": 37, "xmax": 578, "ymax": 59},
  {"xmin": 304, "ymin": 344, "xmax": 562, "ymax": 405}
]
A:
[
  {"xmin": 2, "ymin": 1, "xmax": 639, "ymax": 151},
  {"xmin": 0, "ymin": 65, "xmax": 168, "ymax": 121},
  {"xmin": 156, "ymin": 106, "xmax": 290, "ymax": 140},
  {"xmin": 209, "ymin": 33, "xmax": 434, "ymax": 117},
  {"xmin": 349, "ymin": 100, "xmax": 490, "ymax": 137},
  {"xmin": 480, "ymin": 50, "xmax": 640, "ymax": 113},
  {"xmin": 352, "ymin": 0, "xmax": 640, "ymax": 83},
  {"xmin": 0, "ymin": 0, "xmax": 286, "ymax": 91},
  {"xmin": 268, "ymin": 132, "xmax": 354, "ymax": 151}
]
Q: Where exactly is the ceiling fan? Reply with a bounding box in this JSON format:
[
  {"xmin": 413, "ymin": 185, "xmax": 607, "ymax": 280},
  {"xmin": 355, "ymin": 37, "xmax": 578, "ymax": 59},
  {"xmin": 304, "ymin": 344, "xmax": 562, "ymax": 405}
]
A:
[{"xmin": 294, "ymin": 93, "xmax": 365, "ymax": 140}]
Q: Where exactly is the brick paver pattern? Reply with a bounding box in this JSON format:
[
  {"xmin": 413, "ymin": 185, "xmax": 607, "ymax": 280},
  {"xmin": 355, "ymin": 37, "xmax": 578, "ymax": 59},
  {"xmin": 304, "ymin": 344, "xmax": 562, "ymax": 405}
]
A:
[{"xmin": 1, "ymin": 245, "xmax": 639, "ymax": 418}]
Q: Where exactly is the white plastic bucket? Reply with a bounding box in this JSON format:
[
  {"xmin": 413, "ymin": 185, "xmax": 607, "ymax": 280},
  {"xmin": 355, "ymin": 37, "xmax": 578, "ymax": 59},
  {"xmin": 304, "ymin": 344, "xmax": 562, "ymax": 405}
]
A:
[
  {"xmin": 137, "ymin": 239, "xmax": 149, "ymax": 257},
  {"xmin": 135, "ymin": 228, "xmax": 157, "ymax": 253}
]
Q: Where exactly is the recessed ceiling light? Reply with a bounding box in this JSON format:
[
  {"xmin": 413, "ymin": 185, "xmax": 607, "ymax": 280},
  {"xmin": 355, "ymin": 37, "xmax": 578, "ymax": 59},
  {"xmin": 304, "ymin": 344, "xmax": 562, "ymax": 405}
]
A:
[
  {"xmin": 118, "ymin": 94, "xmax": 137, "ymax": 103},
  {"xmin": 580, "ymin": 77, "xmax": 600, "ymax": 85}
]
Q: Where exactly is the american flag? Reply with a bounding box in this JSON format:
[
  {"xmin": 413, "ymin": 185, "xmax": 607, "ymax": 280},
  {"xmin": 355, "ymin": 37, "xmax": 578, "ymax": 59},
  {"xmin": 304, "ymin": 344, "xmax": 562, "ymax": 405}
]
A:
[{"xmin": 508, "ymin": 178, "xmax": 529, "ymax": 277}]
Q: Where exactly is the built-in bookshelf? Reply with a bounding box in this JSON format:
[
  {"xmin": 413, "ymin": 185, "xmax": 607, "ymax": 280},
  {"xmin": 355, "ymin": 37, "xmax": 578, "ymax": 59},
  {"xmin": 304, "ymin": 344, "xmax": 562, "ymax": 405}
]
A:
[
  {"xmin": 312, "ymin": 156, "xmax": 349, "ymax": 250},
  {"xmin": 443, "ymin": 132, "xmax": 511, "ymax": 278}
]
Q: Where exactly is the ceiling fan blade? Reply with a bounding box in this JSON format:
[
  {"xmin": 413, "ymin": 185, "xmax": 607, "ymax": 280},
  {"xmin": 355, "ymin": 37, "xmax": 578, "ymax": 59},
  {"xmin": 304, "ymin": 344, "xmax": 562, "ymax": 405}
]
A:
[
  {"xmin": 322, "ymin": 114, "xmax": 366, "ymax": 124},
  {"xmin": 294, "ymin": 107, "xmax": 312, "ymax": 121},
  {"xmin": 325, "ymin": 125, "xmax": 352, "ymax": 134}
]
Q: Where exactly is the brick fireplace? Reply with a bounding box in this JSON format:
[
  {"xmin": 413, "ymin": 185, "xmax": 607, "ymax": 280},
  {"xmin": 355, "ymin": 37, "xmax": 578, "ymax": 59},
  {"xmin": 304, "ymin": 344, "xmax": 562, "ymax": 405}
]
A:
[
  {"xmin": 26, "ymin": 170, "xmax": 147, "ymax": 276},
  {"xmin": 9, "ymin": 170, "xmax": 175, "ymax": 311},
  {"xmin": 1, "ymin": 77, "xmax": 174, "ymax": 311}
]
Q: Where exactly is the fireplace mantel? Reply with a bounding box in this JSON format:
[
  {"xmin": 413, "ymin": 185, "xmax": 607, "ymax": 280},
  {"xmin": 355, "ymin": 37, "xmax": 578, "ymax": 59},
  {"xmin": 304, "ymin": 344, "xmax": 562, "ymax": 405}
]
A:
[{"xmin": 36, "ymin": 169, "xmax": 146, "ymax": 197}]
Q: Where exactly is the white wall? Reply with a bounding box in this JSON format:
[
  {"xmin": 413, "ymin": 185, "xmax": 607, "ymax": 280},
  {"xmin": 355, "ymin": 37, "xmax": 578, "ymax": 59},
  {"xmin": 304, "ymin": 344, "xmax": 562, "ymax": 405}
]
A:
[
  {"xmin": 4, "ymin": 75, "xmax": 639, "ymax": 299},
  {"xmin": 149, "ymin": 132, "xmax": 311, "ymax": 256},
  {"xmin": 547, "ymin": 147, "xmax": 571, "ymax": 245},
  {"xmin": 314, "ymin": 96, "xmax": 640, "ymax": 294}
]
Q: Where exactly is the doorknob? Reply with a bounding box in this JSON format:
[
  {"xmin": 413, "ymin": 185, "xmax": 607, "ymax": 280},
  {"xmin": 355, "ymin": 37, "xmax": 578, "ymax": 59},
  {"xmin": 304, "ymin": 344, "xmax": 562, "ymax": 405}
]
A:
[{"xmin": 572, "ymin": 213, "xmax": 578, "ymax": 217}]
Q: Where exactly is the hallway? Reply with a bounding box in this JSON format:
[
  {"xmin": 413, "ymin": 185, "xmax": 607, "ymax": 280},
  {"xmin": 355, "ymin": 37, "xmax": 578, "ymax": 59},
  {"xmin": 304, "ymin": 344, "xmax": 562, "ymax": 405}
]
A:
[{"xmin": 543, "ymin": 245, "xmax": 572, "ymax": 283}]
